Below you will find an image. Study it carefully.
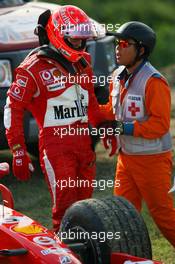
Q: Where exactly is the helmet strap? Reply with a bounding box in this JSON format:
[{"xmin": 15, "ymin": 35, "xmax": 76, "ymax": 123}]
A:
[
  {"xmin": 126, "ymin": 45, "xmax": 144, "ymax": 69},
  {"xmin": 49, "ymin": 42, "xmax": 58, "ymax": 52}
]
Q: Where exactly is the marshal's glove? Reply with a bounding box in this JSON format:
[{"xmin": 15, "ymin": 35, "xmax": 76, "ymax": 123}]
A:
[
  {"xmin": 12, "ymin": 144, "xmax": 34, "ymax": 181},
  {"xmin": 109, "ymin": 120, "xmax": 124, "ymax": 135},
  {"xmin": 98, "ymin": 120, "xmax": 124, "ymax": 136},
  {"xmin": 99, "ymin": 120, "xmax": 134, "ymax": 156},
  {"xmin": 104, "ymin": 120, "xmax": 134, "ymax": 136}
]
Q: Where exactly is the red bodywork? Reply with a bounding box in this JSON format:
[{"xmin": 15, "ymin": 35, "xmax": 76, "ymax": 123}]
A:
[
  {"xmin": 0, "ymin": 164, "xmax": 163, "ymax": 264},
  {"xmin": 0, "ymin": 205, "xmax": 81, "ymax": 264}
]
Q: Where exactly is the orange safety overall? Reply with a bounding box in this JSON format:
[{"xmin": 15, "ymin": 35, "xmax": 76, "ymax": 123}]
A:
[{"xmin": 100, "ymin": 76, "xmax": 175, "ymax": 248}]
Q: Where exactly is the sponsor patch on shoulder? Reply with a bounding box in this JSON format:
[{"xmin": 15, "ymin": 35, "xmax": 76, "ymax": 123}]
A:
[
  {"xmin": 40, "ymin": 68, "xmax": 65, "ymax": 85},
  {"xmin": 47, "ymin": 82, "xmax": 65, "ymax": 91},
  {"xmin": 40, "ymin": 70, "xmax": 53, "ymax": 84},
  {"xmin": 16, "ymin": 74, "xmax": 28, "ymax": 87},
  {"xmin": 10, "ymin": 83, "xmax": 25, "ymax": 101}
]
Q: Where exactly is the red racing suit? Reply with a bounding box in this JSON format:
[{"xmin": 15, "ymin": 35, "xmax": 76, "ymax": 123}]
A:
[{"xmin": 4, "ymin": 48, "xmax": 105, "ymax": 231}]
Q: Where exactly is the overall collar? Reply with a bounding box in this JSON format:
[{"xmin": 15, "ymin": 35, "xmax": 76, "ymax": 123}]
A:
[{"xmin": 119, "ymin": 59, "xmax": 147, "ymax": 88}]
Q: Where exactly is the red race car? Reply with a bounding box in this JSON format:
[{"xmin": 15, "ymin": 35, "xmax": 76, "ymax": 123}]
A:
[{"xmin": 0, "ymin": 163, "xmax": 163, "ymax": 264}]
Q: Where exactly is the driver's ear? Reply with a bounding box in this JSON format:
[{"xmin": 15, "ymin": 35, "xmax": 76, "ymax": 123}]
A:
[{"xmin": 139, "ymin": 46, "xmax": 145, "ymax": 56}]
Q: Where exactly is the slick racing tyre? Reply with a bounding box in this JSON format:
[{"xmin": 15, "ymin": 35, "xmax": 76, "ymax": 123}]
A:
[{"xmin": 59, "ymin": 196, "xmax": 152, "ymax": 264}]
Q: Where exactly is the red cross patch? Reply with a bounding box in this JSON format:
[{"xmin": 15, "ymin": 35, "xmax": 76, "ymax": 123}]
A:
[{"xmin": 128, "ymin": 102, "xmax": 140, "ymax": 117}]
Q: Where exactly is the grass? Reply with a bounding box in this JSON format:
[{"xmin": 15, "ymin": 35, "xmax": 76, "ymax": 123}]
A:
[{"xmin": 1, "ymin": 88, "xmax": 175, "ymax": 263}]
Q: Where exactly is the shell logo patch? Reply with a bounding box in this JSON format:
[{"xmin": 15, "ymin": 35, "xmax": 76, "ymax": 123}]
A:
[
  {"xmin": 52, "ymin": 69, "xmax": 61, "ymax": 79},
  {"xmin": 12, "ymin": 224, "xmax": 46, "ymax": 235}
]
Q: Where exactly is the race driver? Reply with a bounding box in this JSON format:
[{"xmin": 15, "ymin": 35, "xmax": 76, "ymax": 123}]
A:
[
  {"xmin": 101, "ymin": 21, "xmax": 175, "ymax": 247},
  {"xmin": 4, "ymin": 5, "xmax": 107, "ymax": 231}
]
